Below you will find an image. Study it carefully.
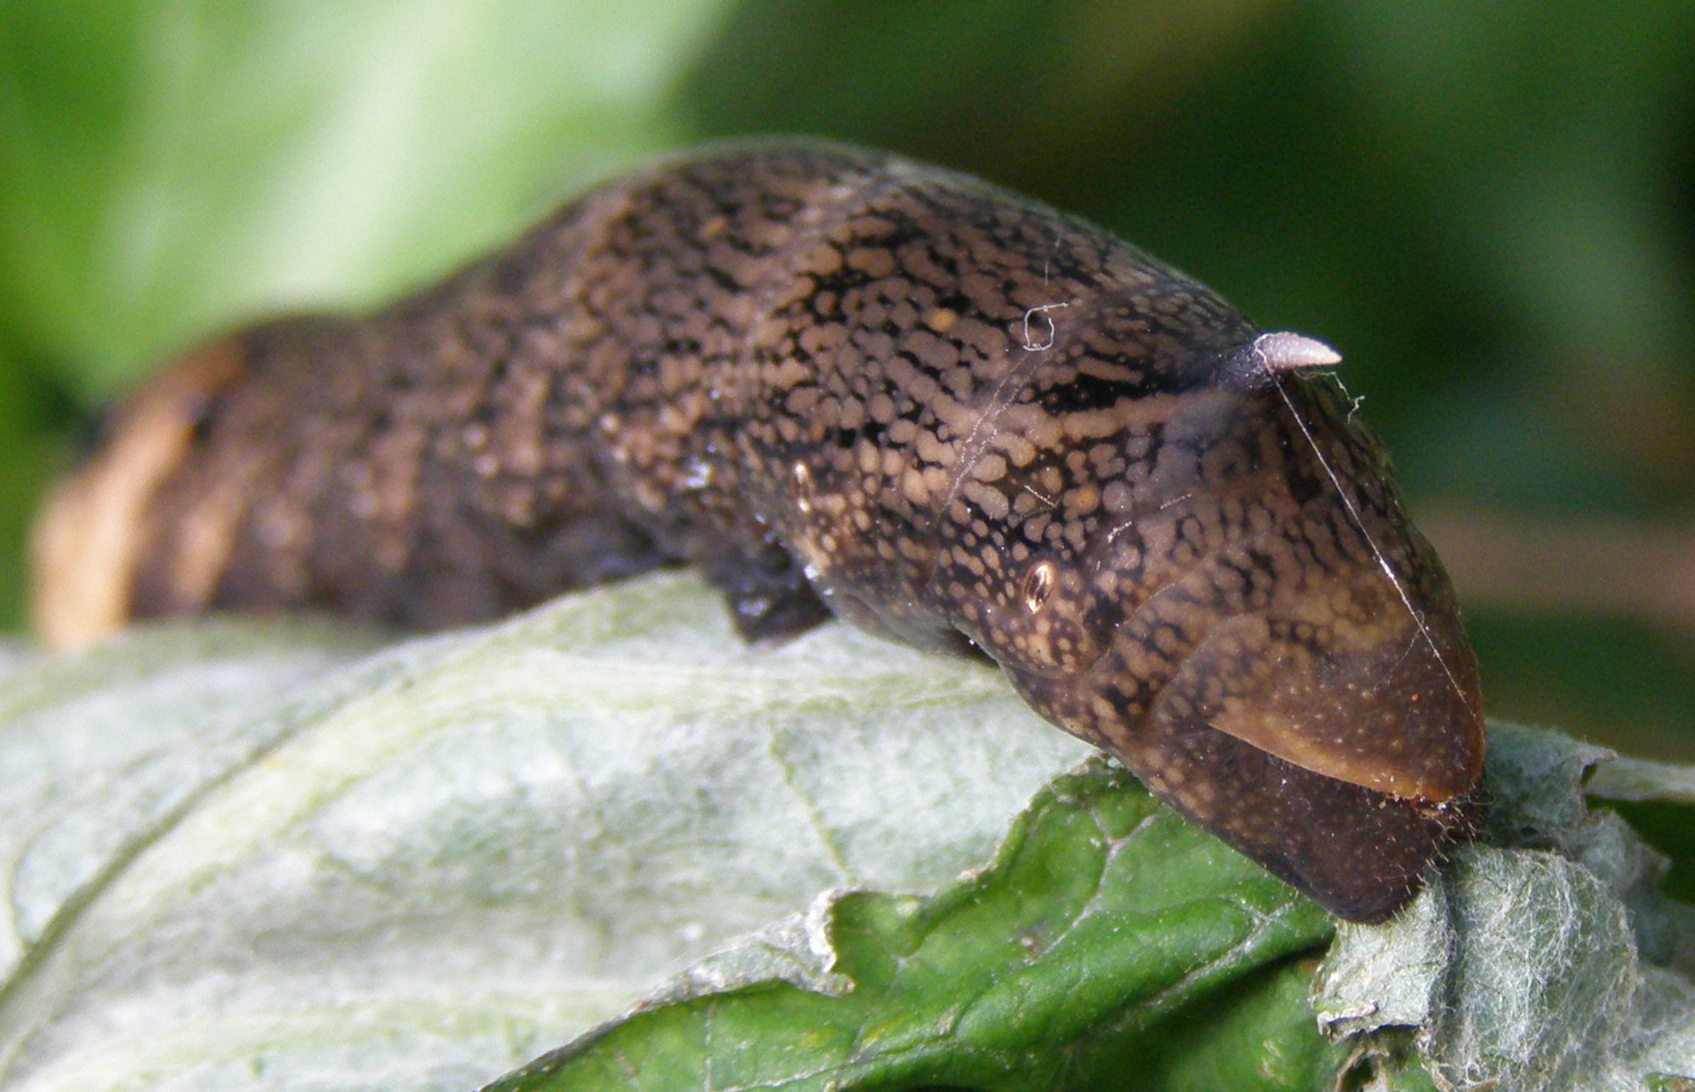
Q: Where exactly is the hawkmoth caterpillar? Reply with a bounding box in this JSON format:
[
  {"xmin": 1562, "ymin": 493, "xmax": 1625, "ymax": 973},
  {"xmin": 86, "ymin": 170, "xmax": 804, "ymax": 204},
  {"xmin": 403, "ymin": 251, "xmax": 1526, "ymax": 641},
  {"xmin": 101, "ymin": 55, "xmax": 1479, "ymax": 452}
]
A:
[{"xmin": 34, "ymin": 140, "xmax": 1485, "ymax": 922}]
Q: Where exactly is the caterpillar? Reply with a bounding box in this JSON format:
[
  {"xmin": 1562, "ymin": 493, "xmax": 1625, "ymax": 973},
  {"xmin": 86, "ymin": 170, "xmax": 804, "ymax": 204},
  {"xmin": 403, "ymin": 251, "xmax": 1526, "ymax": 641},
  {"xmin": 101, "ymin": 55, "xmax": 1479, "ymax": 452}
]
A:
[{"xmin": 33, "ymin": 140, "xmax": 1485, "ymax": 922}]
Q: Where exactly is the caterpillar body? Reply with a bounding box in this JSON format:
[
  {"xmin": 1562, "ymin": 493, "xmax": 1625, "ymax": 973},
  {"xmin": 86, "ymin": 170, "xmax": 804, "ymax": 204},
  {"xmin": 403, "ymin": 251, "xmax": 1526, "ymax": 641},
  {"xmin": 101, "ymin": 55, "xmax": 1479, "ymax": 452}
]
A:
[{"xmin": 34, "ymin": 140, "xmax": 1485, "ymax": 922}]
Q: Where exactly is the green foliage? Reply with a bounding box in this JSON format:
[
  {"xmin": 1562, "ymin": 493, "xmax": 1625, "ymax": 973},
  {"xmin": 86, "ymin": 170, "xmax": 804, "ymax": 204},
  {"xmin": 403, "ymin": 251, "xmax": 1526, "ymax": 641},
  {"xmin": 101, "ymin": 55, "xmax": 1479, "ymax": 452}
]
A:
[
  {"xmin": 4, "ymin": 5, "xmax": 1695, "ymax": 1088},
  {"xmin": 2, "ymin": 575, "xmax": 1694, "ymax": 1090},
  {"xmin": 494, "ymin": 761, "xmax": 1330, "ymax": 1092},
  {"xmin": 3, "ymin": 1, "xmax": 1694, "ymax": 755},
  {"xmin": 0, "ymin": 0, "xmax": 732, "ymax": 628}
]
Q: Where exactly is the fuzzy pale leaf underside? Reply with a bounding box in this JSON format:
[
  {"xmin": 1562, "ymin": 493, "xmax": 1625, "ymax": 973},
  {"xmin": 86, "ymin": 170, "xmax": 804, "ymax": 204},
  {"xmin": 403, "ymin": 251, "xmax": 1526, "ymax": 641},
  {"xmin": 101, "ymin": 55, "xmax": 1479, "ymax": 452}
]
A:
[{"xmin": 0, "ymin": 573, "xmax": 1690, "ymax": 1091}]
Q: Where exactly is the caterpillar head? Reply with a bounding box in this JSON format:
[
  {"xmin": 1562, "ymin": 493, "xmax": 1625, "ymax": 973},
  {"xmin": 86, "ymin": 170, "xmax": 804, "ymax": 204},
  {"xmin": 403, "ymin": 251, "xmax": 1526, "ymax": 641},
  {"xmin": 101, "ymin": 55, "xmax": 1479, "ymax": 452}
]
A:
[{"xmin": 938, "ymin": 325, "xmax": 1485, "ymax": 922}]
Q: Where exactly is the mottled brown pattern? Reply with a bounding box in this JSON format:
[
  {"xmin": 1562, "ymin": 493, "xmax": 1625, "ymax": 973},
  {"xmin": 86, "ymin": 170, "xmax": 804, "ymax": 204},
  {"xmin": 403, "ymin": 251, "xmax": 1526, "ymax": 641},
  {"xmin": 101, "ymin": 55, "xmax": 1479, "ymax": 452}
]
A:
[{"xmin": 33, "ymin": 140, "xmax": 1485, "ymax": 922}]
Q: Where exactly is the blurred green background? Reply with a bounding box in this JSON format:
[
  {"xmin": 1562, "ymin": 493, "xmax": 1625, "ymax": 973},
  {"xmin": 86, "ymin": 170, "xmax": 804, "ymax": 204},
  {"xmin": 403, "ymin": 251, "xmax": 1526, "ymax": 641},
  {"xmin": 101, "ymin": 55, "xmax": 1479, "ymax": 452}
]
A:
[{"xmin": 2, "ymin": 0, "xmax": 1694, "ymax": 759}]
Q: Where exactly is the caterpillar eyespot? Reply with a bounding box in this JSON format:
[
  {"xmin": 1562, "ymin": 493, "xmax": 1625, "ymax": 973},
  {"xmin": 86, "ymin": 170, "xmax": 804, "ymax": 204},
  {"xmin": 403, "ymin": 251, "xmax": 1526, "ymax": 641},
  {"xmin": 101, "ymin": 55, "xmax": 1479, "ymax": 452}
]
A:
[
  {"xmin": 1022, "ymin": 559, "xmax": 1057, "ymax": 615},
  {"xmin": 32, "ymin": 139, "xmax": 1485, "ymax": 922}
]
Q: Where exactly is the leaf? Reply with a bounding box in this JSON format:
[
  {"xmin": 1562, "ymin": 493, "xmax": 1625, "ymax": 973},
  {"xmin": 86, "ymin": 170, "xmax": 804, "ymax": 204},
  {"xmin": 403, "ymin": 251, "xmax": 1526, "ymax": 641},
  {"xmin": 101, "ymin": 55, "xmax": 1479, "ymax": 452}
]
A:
[
  {"xmin": 0, "ymin": 574, "xmax": 1114, "ymax": 1090},
  {"xmin": 5, "ymin": 574, "xmax": 1695, "ymax": 1091},
  {"xmin": 490, "ymin": 761, "xmax": 1331, "ymax": 1092},
  {"xmin": 0, "ymin": 0, "xmax": 737, "ymax": 395},
  {"xmin": 0, "ymin": 573, "xmax": 1336, "ymax": 1091},
  {"xmin": 0, "ymin": 0, "xmax": 740, "ymax": 631},
  {"xmin": 1314, "ymin": 723, "xmax": 1695, "ymax": 1091}
]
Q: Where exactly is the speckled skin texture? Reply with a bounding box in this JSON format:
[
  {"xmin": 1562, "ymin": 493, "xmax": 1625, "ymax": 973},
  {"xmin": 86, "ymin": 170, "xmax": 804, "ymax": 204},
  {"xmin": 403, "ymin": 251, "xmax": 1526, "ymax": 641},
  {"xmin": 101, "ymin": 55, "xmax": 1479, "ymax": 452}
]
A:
[{"xmin": 34, "ymin": 140, "xmax": 1485, "ymax": 922}]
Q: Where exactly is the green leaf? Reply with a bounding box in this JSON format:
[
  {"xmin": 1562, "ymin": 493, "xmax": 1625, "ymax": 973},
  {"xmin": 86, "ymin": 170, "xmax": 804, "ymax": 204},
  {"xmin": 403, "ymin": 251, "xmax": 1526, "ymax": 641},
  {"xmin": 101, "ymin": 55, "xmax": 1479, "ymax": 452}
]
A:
[
  {"xmin": 5, "ymin": 575, "xmax": 1695, "ymax": 1090},
  {"xmin": 0, "ymin": 574, "xmax": 1333, "ymax": 1091},
  {"xmin": 0, "ymin": 0, "xmax": 739, "ymax": 633},
  {"xmin": 491, "ymin": 760, "xmax": 1329, "ymax": 1092},
  {"xmin": 1315, "ymin": 723, "xmax": 1695, "ymax": 1091},
  {"xmin": 0, "ymin": 0, "xmax": 736, "ymax": 395},
  {"xmin": 0, "ymin": 574, "xmax": 1112, "ymax": 1089}
]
